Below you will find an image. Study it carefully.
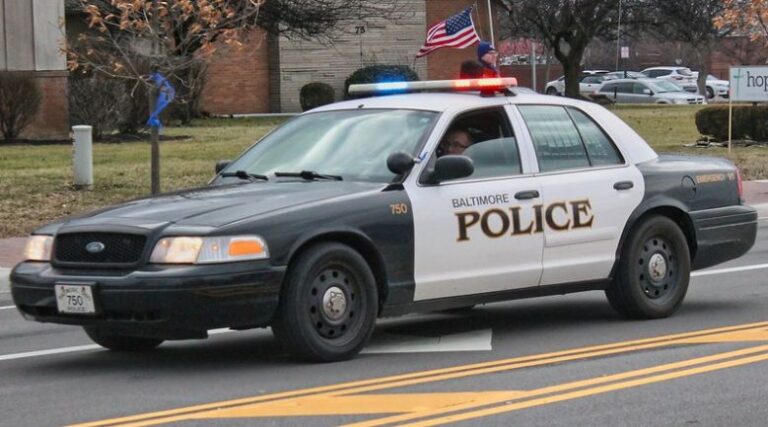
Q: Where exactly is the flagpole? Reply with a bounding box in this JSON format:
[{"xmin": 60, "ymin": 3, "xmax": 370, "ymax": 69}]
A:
[{"xmin": 486, "ymin": 0, "xmax": 495, "ymax": 43}]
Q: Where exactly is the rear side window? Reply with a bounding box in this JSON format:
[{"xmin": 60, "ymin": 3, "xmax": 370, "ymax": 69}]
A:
[
  {"xmin": 518, "ymin": 105, "xmax": 623, "ymax": 172},
  {"xmin": 518, "ymin": 106, "xmax": 590, "ymax": 172},
  {"xmin": 617, "ymin": 82, "xmax": 634, "ymax": 93},
  {"xmin": 600, "ymin": 83, "xmax": 617, "ymax": 93},
  {"xmin": 567, "ymin": 108, "xmax": 623, "ymax": 166}
]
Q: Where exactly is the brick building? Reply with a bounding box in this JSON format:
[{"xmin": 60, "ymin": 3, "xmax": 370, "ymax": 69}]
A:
[
  {"xmin": 1, "ymin": 0, "xmax": 69, "ymax": 140},
  {"xmin": 201, "ymin": 0, "xmax": 498, "ymax": 114}
]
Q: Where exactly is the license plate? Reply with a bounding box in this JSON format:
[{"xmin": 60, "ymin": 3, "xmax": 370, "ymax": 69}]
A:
[{"xmin": 55, "ymin": 284, "xmax": 96, "ymax": 315}]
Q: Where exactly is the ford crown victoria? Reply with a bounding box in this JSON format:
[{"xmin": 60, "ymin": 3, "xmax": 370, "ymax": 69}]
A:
[{"xmin": 11, "ymin": 79, "xmax": 757, "ymax": 362}]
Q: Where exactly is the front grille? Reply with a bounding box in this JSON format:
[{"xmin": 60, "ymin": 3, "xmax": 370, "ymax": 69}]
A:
[{"xmin": 54, "ymin": 233, "xmax": 147, "ymax": 265}]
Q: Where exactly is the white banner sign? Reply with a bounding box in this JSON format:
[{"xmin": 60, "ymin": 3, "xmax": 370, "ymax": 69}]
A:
[{"xmin": 730, "ymin": 66, "xmax": 768, "ymax": 101}]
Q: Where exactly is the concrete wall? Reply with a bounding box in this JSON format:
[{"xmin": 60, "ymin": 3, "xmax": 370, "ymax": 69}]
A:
[{"xmin": 276, "ymin": 0, "xmax": 428, "ymax": 112}]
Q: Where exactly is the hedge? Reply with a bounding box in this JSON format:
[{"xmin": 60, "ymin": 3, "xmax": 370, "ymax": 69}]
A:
[
  {"xmin": 300, "ymin": 82, "xmax": 335, "ymax": 112},
  {"xmin": 695, "ymin": 105, "xmax": 768, "ymax": 141},
  {"xmin": 344, "ymin": 65, "xmax": 420, "ymax": 98}
]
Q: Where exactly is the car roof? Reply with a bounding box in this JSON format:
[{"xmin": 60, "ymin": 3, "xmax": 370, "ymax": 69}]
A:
[
  {"xmin": 311, "ymin": 91, "xmax": 601, "ymax": 114},
  {"xmin": 642, "ymin": 66, "xmax": 689, "ymax": 71}
]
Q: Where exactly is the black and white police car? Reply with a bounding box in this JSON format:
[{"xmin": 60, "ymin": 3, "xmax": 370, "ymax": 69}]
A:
[{"xmin": 11, "ymin": 78, "xmax": 757, "ymax": 362}]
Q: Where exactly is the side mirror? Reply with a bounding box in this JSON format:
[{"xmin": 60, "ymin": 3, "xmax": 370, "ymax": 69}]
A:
[
  {"xmin": 387, "ymin": 151, "xmax": 416, "ymax": 175},
  {"xmin": 215, "ymin": 160, "xmax": 230, "ymax": 174},
  {"xmin": 426, "ymin": 155, "xmax": 474, "ymax": 184},
  {"xmin": 643, "ymin": 89, "xmax": 653, "ymax": 95}
]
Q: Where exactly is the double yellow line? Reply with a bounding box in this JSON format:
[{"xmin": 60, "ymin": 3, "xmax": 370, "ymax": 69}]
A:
[{"xmin": 71, "ymin": 321, "xmax": 768, "ymax": 427}]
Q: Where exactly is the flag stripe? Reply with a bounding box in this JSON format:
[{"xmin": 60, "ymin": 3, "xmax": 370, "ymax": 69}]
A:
[{"xmin": 416, "ymin": 7, "xmax": 479, "ymax": 58}]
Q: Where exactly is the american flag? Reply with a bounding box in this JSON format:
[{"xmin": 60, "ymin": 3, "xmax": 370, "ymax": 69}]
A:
[{"xmin": 417, "ymin": 8, "xmax": 480, "ymax": 58}]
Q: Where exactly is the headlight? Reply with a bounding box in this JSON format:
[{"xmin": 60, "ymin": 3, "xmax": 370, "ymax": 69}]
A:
[
  {"xmin": 24, "ymin": 235, "xmax": 54, "ymax": 261},
  {"xmin": 150, "ymin": 235, "xmax": 269, "ymax": 264}
]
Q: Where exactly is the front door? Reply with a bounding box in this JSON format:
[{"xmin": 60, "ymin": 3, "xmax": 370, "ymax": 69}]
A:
[{"xmin": 406, "ymin": 107, "xmax": 544, "ymax": 301}]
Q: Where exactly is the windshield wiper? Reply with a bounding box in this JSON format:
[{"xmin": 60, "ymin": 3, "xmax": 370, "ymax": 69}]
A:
[
  {"xmin": 220, "ymin": 170, "xmax": 269, "ymax": 181},
  {"xmin": 275, "ymin": 170, "xmax": 343, "ymax": 181}
]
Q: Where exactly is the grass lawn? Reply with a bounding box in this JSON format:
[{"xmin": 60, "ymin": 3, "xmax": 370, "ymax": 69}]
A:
[{"xmin": 0, "ymin": 106, "xmax": 764, "ymax": 238}]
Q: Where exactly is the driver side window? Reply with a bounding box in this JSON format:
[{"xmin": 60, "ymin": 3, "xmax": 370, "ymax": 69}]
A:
[{"xmin": 436, "ymin": 108, "xmax": 521, "ymax": 180}]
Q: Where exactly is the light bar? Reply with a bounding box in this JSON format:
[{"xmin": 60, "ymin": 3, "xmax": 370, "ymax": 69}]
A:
[{"xmin": 348, "ymin": 78, "xmax": 519, "ymax": 96}]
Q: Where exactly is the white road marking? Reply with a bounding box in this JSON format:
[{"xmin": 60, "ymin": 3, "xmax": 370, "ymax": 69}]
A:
[
  {"xmin": 0, "ymin": 345, "xmax": 100, "ymax": 362},
  {"xmin": 0, "ymin": 305, "xmax": 17, "ymax": 311},
  {"xmin": 692, "ymin": 263, "xmax": 768, "ymax": 278},
  {"xmin": 0, "ymin": 328, "xmax": 237, "ymax": 362},
  {"xmin": 362, "ymin": 329, "xmax": 493, "ymax": 354}
]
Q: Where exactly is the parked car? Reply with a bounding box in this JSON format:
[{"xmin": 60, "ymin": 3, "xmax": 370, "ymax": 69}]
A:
[
  {"xmin": 603, "ymin": 71, "xmax": 647, "ymax": 81},
  {"xmin": 641, "ymin": 67, "xmax": 698, "ymax": 93},
  {"xmin": 545, "ymin": 71, "xmax": 610, "ymax": 96},
  {"xmin": 596, "ymin": 78, "xmax": 706, "ymax": 104},
  {"xmin": 691, "ymin": 72, "xmax": 730, "ymax": 99}
]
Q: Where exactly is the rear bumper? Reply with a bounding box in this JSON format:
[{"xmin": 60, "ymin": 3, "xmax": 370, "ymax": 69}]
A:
[
  {"xmin": 10, "ymin": 261, "xmax": 285, "ymax": 339},
  {"xmin": 690, "ymin": 205, "xmax": 757, "ymax": 270}
]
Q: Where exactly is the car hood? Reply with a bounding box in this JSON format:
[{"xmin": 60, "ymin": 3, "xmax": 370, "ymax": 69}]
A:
[{"xmin": 58, "ymin": 181, "xmax": 384, "ymax": 231}]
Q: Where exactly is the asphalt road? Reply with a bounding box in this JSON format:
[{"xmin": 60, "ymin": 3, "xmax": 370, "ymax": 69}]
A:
[{"xmin": 1, "ymin": 222, "xmax": 767, "ymax": 427}]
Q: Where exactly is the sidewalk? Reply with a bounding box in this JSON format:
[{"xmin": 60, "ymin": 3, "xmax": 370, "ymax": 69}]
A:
[{"xmin": 2, "ymin": 181, "xmax": 768, "ymax": 293}]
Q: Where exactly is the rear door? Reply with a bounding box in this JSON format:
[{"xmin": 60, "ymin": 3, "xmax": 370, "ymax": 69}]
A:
[
  {"xmin": 514, "ymin": 105, "xmax": 644, "ymax": 285},
  {"xmin": 406, "ymin": 107, "xmax": 544, "ymax": 301}
]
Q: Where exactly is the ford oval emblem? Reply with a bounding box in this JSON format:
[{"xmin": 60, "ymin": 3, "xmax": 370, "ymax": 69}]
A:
[{"xmin": 85, "ymin": 241, "xmax": 106, "ymax": 254}]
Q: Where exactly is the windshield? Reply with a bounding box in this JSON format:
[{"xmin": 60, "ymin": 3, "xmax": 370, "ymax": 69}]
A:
[
  {"xmin": 648, "ymin": 80, "xmax": 684, "ymax": 93},
  {"xmin": 222, "ymin": 109, "xmax": 438, "ymax": 183}
]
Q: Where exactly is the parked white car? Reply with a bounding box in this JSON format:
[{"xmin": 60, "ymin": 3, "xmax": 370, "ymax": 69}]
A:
[
  {"xmin": 641, "ymin": 67, "xmax": 698, "ymax": 93},
  {"xmin": 691, "ymin": 72, "xmax": 730, "ymax": 99},
  {"xmin": 545, "ymin": 71, "xmax": 610, "ymax": 96},
  {"xmin": 596, "ymin": 78, "xmax": 705, "ymax": 105}
]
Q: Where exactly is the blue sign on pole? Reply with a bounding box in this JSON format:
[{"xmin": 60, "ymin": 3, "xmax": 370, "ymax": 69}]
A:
[{"xmin": 147, "ymin": 72, "xmax": 176, "ymax": 128}]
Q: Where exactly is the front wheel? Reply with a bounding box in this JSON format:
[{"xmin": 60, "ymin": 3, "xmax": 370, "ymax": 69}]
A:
[
  {"xmin": 706, "ymin": 87, "xmax": 715, "ymax": 99},
  {"xmin": 606, "ymin": 215, "xmax": 691, "ymax": 319},
  {"xmin": 272, "ymin": 243, "xmax": 378, "ymax": 362},
  {"xmin": 84, "ymin": 327, "xmax": 164, "ymax": 351},
  {"xmin": 546, "ymin": 87, "xmax": 559, "ymax": 96}
]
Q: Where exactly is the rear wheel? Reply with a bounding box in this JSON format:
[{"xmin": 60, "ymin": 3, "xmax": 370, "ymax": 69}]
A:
[
  {"xmin": 272, "ymin": 243, "xmax": 378, "ymax": 362},
  {"xmin": 546, "ymin": 87, "xmax": 559, "ymax": 96},
  {"xmin": 84, "ymin": 327, "xmax": 164, "ymax": 351},
  {"xmin": 606, "ymin": 215, "xmax": 691, "ymax": 319},
  {"xmin": 706, "ymin": 87, "xmax": 715, "ymax": 99}
]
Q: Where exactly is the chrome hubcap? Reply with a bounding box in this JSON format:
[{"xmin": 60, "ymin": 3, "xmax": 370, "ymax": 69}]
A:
[
  {"xmin": 322, "ymin": 286, "xmax": 347, "ymax": 320},
  {"xmin": 648, "ymin": 253, "xmax": 667, "ymax": 282}
]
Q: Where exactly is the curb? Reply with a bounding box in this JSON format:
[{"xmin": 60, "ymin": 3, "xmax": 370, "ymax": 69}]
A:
[{"xmin": 0, "ymin": 267, "xmax": 9, "ymax": 294}]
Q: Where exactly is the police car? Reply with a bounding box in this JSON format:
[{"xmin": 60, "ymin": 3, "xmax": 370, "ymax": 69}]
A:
[{"xmin": 11, "ymin": 78, "xmax": 757, "ymax": 362}]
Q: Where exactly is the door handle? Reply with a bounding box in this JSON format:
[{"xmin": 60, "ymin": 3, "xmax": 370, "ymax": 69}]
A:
[
  {"xmin": 614, "ymin": 181, "xmax": 634, "ymax": 191},
  {"xmin": 515, "ymin": 190, "xmax": 540, "ymax": 200}
]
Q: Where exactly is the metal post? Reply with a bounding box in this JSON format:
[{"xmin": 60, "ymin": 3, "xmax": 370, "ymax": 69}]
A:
[
  {"xmin": 72, "ymin": 125, "xmax": 93, "ymax": 189},
  {"xmin": 728, "ymin": 91, "xmax": 733, "ymax": 155},
  {"xmin": 616, "ymin": 0, "xmax": 622, "ymax": 71},
  {"xmin": 531, "ymin": 41, "xmax": 537, "ymax": 92},
  {"xmin": 486, "ymin": 0, "xmax": 495, "ymax": 43}
]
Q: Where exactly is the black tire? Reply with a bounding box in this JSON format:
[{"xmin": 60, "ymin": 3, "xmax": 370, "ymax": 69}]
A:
[
  {"xmin": 272, "ymin": 243, "xmax": 378, "ymax": 362},
  {"xmin": 706, "ymin": 87, "xmax": 715, "ymax": 99},
  {"xmin": 84, "ymin": 327, "xmax": 164, "ymax": 352},
  {"xmin": 546, "ymin": 87, "xmax": 559, "ymax": 96},
  {"xmin": 606, "ymin": 215, "xmax": 691, "ymax": 319}
]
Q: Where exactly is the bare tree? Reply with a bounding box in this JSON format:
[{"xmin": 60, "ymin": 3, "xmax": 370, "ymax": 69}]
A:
[
  {"xmin": 68, "ymin": 0, "xmax": 403, "ymax": 194},
  {"xmin": 497, "ymin": 0, "xmax": 627, "ymax": 98},
  {"xmin": 646, "ymin": 0, "xmax": 733, "ymax": 97}
]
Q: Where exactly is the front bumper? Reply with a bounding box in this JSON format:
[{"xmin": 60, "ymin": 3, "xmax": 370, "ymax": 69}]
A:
[
  {"xmin": 690, "ymin": 205, "xmax": 757, "ymax": 270},
  {"xmin": 11, "ymin": 261, "xmax": 285, "ymax": 339}
]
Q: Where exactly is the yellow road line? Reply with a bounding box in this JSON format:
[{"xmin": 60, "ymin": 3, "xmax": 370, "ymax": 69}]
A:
[
  {"xmin": 69, "ymin": 321, "xmax": 768, "ymax": 427},
  {"xmin": 346, "ymin": 344, "xmax": 768, "ymax": 427},
  {"xmin": 403, "ymin": 346, "xmax": 768, "ymax": 427}
]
